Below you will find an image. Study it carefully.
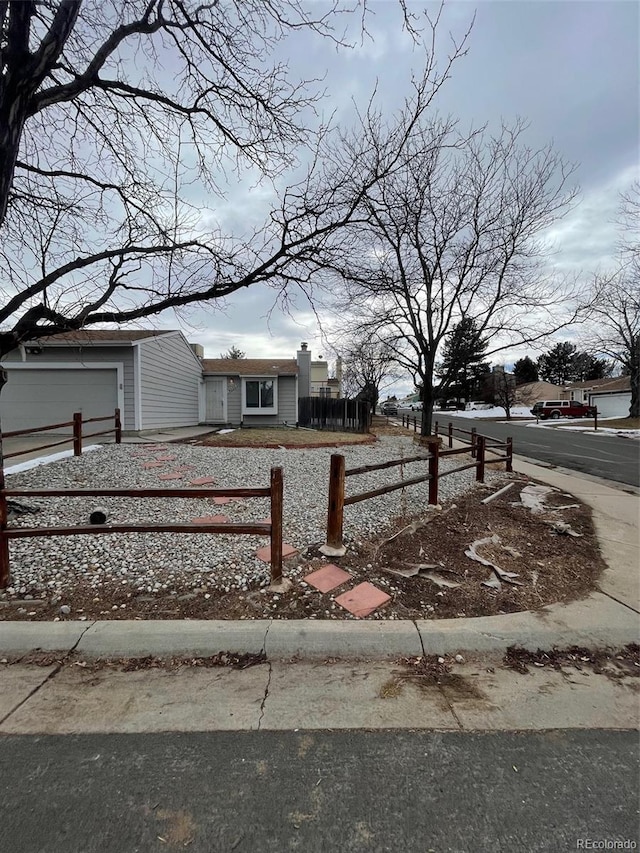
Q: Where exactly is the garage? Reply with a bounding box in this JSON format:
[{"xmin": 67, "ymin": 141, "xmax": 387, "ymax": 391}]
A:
[
  {"xmin": 0, "ymin": 366, "xmax": 119, "ymax": 433},
  {"xmin": 589, "ymin": 391, "xmax": 632, "ymax": 418}
]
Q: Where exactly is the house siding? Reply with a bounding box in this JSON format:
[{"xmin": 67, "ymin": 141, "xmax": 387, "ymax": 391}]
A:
[
  {"xmin": 1, "ymin": 345, "xmax": 136, "ymax": 429},
  {"xmin": 204, "ymin": 373, "xmax": 298, "ymax": 426},
  {"xmin": 138, "ymin": 334, "xmax": 202, "ymax": 429}
]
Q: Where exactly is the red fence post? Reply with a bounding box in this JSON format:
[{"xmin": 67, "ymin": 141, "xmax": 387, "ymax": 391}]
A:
[
  {"xmin": 413, "ymin": 416, "xmax": 417, "ymax": 433},
  {"xmin": 594, "ymin": 409, "xmax": 598, "ymax": 431},
  {"xmin": 325, "ymin": 454, "xmax": 346, "ymax": 552},
  {"xmin": 73, "ymin": 412, "xmax": 82, "ymax": 456},
  {"xmin": 270, "ymin": 466, "xmax": 284, "ymax": 583},
  {"xmin": 476, "ymin": 435, "xmax": 485, "ymax": 482},
  {"xmin": 448, "ymin": 422, "xmax": 453, "ymax": 449},
  {"xmin": 434, "ymin": 421, "xmax": 439, "ymax": 437},
  {"xmin": 428, "ymin": 439, "xmax": 439, "ymax": 505},
  {"xmin": 115, "ymin": 408, "xmax": 122, "ymax": 444},
  {"xmin": 506, "ymin": 436, "xmax": 513, "ymax": 473},
  {"xmin": 471, "ymin": 426, "xmax": 477, "ymax": 458}
]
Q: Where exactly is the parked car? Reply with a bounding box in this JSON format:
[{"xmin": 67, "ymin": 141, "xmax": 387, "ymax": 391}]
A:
[
  {"xmin": 410, "ymin": 401, "xmax": 423, "ymax": 411},
  {"xmin": 530, "ymin": 399, "xmax": 596, "ymax": 420},
  {"xmin": 381, "ymin": 401, "xmax": 398, "ymax": 416}
]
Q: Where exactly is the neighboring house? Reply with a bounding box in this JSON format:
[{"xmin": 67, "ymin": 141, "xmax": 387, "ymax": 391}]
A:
[
  {"xmin": 514, "ymin": 381, "xmax": 563, "ymax": 405},
  {"xmin": 584, "ymin": 377, "xmax": 632, "ymax": 418},
  {"xmin": 562, "ymin": 376, "xmax": 630, "ymax": 404},
  {"xmin": 0, "ymin": 330, "xmax": 204, "ymax": 433},
  {"xmin": 310, "ymin": 355, "xmax": 342, "ymax": 399}
]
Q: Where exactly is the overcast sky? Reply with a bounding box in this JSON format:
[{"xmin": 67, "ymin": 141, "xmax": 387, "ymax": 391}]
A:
[{"xmin": 160, "ymin": 0, "xmax": 638, "ymax": 395}]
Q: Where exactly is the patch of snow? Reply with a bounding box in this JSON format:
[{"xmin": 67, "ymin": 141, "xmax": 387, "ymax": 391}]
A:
[
  {"xmin": 434, "ymin": 406, "xmax": 534, "ymax": 419},
  {"xmin": 525, "ymin": 423, "xmax": 640, "ymax": 439},
  {"xmin": 4, "ymin": 445, "xmax": 103, "ymax": 474},
  {"xmin": 217, "ymin": 429, "xmax": 236, "ymax": 435}
]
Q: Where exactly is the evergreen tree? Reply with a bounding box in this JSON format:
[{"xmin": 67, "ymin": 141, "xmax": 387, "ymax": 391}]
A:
[
  {"xmin": 220, "ymin": 346, "xmax": 245, "ymax": 359},
  {"xmin": 537, "ymin": 342, "xmax": 578, "ymax": 384},
  {"xmin": 513, "ymin": 356, "xmax": 539, "ymax": 385},
  {"xmin": 437, "ymin": 319, "xmax": 488, "ymax": 402},
  {"xmin": 538, "ymin": 342, "xmax": 613, "ymax": 384}
]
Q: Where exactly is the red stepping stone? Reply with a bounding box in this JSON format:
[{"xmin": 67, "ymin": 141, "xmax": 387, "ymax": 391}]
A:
[
  {"xmin": 142, "ymin": 461, "xmax": 164, "ymax": 469},
  {"xmin": 173, "ymin": 465, "xmax": 196, "ymax": 473},
  {"xmin": 190, "ymin": 477, "xmax": 216, "ymax": 486},
  {"xmin": 334, "ymin": 582, "xmax": 391, "ymax": 618},
  {"xmin": 256, "ymin": 543, "xmax": 298, "ymax": 563},
  {"xmin": 257, "ymin": 517, "xmax": 271, "ymax": 525},
  {"xmin": 155, "ymin": 455, "xmax": 177, "ymax": 462},
  {"xmin": 192, "ymin": 515, "xmax": 230, "ymax": 524},
  {"xmin": 158, "ymin": 472, "xmax": 184, "ymax": 481},
  {"xmin": 212, "ymin": 496, "xmax": 232, "ymax": 505},
  {"xmin": 304, "ymin": 564, "xmax": 352, "ymax": 593}
]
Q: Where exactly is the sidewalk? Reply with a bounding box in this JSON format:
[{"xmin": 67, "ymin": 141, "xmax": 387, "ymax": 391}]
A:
[{"xmin": 1, "ymin": 652, "xmax": 638, "ymax": 734}]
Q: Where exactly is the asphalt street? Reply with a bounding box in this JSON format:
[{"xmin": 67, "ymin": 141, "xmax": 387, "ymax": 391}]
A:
[
  {"xmin": 397, "ymin": 409, "xmax": 640, "ymax": 488},
  {"xmin": 1, "ymin": 730, "xmax": 638, "ymax": 852}
]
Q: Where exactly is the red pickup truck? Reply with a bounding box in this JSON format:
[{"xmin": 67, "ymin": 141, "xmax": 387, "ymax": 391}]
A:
[{"xmin": 530, "ymin": 400, "xmax": 596, "ymax": 420}]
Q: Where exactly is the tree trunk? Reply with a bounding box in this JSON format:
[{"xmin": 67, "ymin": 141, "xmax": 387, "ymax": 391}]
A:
[
  {"xmin": 629, "ymin": 348, "xmax": 639, "ymax": 418},
  {"xmin": 420, "ymin": 379, "xmax": 435, "ymax": 436}
]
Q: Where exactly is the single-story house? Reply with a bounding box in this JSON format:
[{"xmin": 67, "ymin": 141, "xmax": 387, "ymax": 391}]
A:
[
  {"xmin": 0, "ymin": 332, "xmax": 324, "ymax": 432},
  {"xmin": 584, "ymin": 377, "xmax": 632, "ymax": 418},
  {"xmin": 514, "ymin": 381, "xmax": 563, "ymax": 405}
]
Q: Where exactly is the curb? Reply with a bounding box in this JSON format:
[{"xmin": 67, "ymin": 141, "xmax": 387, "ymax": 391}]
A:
[{"xmin": 1, "ymin": 593, "xmax": 637, "ymax": 660}]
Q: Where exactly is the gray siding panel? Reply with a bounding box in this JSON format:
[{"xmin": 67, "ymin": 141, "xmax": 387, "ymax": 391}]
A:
[
  {"xmin": 1, "ymin": 346, "xmax": 135, "ymax": 429},
  {"xmin": 277, "ymin": 376, "xmax": 298, "ymax": 423},
  {"xmin": 138, "ymin": 335, "xmax": 201, "ymax": 428}
]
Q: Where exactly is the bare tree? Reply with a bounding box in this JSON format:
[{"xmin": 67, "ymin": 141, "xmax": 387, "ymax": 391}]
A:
[
  {"xmin": 335, "ymin": 333, "xmax": 400, "ymax": 408},
  {"xmin": 322, "ymin": 116, "xmax": 581, "ymax": 435},
  {"xmin": 587, "ymin": 269, "xmax": 639, "ymax": 417},
  {"xmin": 0, "ymin": 1, "xmax": 468, "ymax": 358},
  {"xmin": 583, "ymin": 182, "xmax": 639, "ymax": 418},
  {"xmin": 485, "ymin": 366, "xmax": 516, "ymax": 419}
]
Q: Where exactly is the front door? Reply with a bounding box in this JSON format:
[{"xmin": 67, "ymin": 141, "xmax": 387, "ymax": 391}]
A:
[{"xmin": 205, "ymin": 378, "xmax": 226, "ymax": 422}]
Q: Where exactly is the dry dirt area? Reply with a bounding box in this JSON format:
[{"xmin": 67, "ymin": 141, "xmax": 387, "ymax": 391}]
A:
[{"xmin": 188, "ymin": 427, "xmax": 375, "ymax": 448}]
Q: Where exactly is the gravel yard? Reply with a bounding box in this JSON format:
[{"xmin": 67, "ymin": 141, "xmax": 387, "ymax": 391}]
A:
[
  {"xmin": 1, "ymin": 435, "xmax": 503, "ymax": 617},
  {"xmin": 2, "ymin": 432, "xmax": 601, "ymax": 623}
]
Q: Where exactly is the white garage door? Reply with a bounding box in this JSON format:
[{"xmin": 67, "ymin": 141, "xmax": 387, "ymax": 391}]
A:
[
  {"xmin": 591, "ymin": 392, "xmax": 631, "ymax": 418},
  {"xmin": 1, "ymin": 368, "xmax": 119, "ymax": 433}
]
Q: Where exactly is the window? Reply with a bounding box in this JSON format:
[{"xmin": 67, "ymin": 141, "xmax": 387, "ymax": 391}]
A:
[{"xmin": 242, "ymin": 378, "xmax": 277, "ymax": 414}]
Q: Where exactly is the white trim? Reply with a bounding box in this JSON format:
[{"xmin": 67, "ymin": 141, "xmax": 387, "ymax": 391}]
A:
[
  {"xmin": 241, "ymin": 376, "xmax": 278, "ymax": 415},
  {"xmin": 133, "ymin": 345, "xmax": 142, "ymax": 431},
  {"xmin": 198, "ymin": 379, "xmax": 206, "ymax": 423}
]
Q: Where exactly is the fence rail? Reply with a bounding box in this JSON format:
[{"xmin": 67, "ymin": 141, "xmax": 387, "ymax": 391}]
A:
[
  {"xmin": 0, "ymin": 467, "xmax": 284, "ymax": 589},
  {"xmin": 325, "ymin": 431, "xmax": 507, "ymax": 551},
  {"xmin": 434, "ymin": 421, "xmax": 512, "ymax": 472},
  {"xmin": 2, "ymin": 409, "xmax": 122, "ymax": 462}
]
